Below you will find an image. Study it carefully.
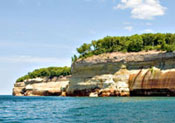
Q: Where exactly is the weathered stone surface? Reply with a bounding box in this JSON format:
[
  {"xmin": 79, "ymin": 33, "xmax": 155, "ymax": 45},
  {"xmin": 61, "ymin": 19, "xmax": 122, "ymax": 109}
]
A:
[
  {"xmin": 71, "ymin": 51, "xmax": 175, "ymax": 78},
  {"xmin": 129, "ymin": 67, "xmax": 175, "ymax": 96},
  {"xmin": 89, "ymin": 92, "xmax": 98, "ymax": 97},
  {"xmin": 67, "ymin": 67, "xmax": 131, "ymax": 96},
  {"xmin": 13, "ymin": 76, "xmax": 70, "ymax": 96},
  {"xmin": 13, "ymin": 51, "xmax": 175, "ymax": 97},
  {"xmin": 67, "ymin": 51, "xmax": 175, "ymax": 97}
]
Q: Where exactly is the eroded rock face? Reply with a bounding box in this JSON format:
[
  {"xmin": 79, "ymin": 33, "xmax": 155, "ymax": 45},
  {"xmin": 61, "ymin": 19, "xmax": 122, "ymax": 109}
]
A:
[
  {"xmin": 13, "ymin": 51, "xmax": 175, "ymax": 96},
  {"xmin": 129, "ymin": 67, "xmax": 175, "ymax": 96},
  {"xmin": 71, "ymin": 51, "xmax": 175, "ymax": 78},
  {"xmin": 13, "ymin": 76, "xmax": 70, "ymax": 96},
  {"xmin": 67, "ymin": 51, "xmax": 175, "ymax": 97},
  {"xmin": 67, "ymin": 66, "xmax": 131, "ymax": 97}
]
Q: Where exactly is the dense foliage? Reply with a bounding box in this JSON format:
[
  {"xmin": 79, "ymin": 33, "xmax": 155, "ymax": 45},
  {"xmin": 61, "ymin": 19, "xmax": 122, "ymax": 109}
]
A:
[
  {"xmin": 72, "ymin": 33, "xmax": 175, "ymax": 62},
  {"xmin": 16, "ymin": 66, "xmax": 71, "ymax": 82}
]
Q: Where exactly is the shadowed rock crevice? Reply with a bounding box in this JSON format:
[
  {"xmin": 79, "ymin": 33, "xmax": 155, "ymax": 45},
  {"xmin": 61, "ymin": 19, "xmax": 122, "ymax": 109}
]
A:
[{"xmin": 130, "ymin": 89, "xmax": 175, "ymax": 96}]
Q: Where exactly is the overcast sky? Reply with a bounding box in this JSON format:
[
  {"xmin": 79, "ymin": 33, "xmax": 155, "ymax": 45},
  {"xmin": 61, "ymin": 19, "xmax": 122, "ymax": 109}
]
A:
[{"xmin": 0, "ymin": 0, "xmax": 174, "ymax": 94}]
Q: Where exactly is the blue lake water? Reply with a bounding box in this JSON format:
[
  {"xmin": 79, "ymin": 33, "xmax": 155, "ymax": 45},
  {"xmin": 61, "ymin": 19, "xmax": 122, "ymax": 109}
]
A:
[{"xmin": 0, "ymin": 96, "xmax": 175, "ymax": 123}]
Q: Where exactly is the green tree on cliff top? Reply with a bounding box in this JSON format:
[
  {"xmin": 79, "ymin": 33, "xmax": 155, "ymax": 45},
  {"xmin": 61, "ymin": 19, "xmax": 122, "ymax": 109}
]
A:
[{"xmin": 72, "ymin": 33, "xmax": 175, "ymax": 62}]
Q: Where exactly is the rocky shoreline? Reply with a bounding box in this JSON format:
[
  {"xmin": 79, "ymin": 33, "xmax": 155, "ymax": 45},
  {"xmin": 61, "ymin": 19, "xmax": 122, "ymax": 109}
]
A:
[
  {"xmin": 13, "ymin": 51, "xmax": 175, "ymax": 97},
  {"xmin": 13, "ymin": 76, "xmax": 70, "ymax": 96}
]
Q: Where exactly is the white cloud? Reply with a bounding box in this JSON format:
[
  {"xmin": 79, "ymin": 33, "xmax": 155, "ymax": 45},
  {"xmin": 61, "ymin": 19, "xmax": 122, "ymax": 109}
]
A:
[
  {"xmin": 114, "ymin": 0, "xmax": 166, "ymax": 20},
  {"xmin": 124, "ymin": 26, "xmax": 133, "ymax": 31}
]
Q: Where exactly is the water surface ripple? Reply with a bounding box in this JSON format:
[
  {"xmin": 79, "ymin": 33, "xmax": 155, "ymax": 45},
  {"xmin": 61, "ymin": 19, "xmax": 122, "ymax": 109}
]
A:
[{"xmin": 0, "ymin": 96, "xmax": 175, "ymax": 123}]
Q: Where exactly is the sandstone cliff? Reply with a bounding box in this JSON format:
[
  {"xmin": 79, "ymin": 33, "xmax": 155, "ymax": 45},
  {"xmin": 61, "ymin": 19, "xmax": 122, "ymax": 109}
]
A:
[
  {"xmin": 13, "ymin": 51, "xmax": 175, "ymax": 96},
  {"xmin": 13, "ymin": 76, "xmax": 70, "ymax": 96},
  {"xmin": 129, "ymin": 67, "xmax": 175, "ymax": 96},
  {"xmin": 67, "ymin": 51, "xmax": 175, "ymax": 96}
]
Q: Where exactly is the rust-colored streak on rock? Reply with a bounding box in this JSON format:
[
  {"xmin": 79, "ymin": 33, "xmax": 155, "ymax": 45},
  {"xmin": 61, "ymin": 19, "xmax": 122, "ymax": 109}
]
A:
[
  {"xmin": 130, "ymin": 68, "xmax": 175, "ymax": 96},
  {"xmin": 141, "ymin": 70, "xmax": 150, "ymax": 89},
  {"xmin": 160, "ymin": 72, "xmax": 175, "ymax": 89},
  {"xmin": 143, "ymin": 69, "xmax": 161, "ymax": 89},
  {"xmin": 128, "ymin": 74, "xmax": 136, "ymax": 89},
  {"xmin": 132, "ymin": 69, "xmax": 144, "ymax": 90}
]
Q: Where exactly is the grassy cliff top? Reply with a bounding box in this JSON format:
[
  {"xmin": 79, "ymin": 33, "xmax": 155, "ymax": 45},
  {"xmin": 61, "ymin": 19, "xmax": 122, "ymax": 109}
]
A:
[
  {"xmin": 72, "ymin": 33, "xmax": 175, "ymax": 62},
  {"xmin": 16, "ymin": 66, "xmax": 71, "ymax": 82}
]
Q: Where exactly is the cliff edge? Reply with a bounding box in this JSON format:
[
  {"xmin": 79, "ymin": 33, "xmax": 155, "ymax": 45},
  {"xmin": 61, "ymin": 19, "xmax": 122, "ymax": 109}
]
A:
[
  {"xmin": 67, "ymin": 51, "xmax": 175, "ymax": 96},
  {"xmin": 13, "ymin": 51, "xmax": 175, "ymax": 96}
]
